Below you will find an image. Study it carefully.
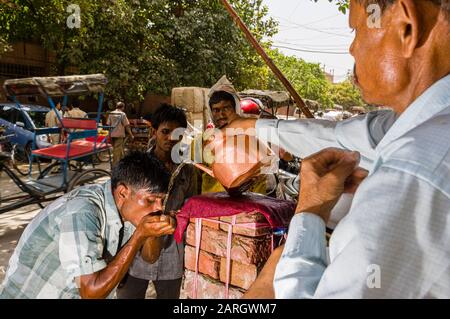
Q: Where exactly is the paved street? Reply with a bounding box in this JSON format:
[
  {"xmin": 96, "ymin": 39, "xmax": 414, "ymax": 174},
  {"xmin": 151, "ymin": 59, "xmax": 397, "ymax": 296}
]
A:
[{"xmin": 0, "ymin": 163, "xmax": 44, "ymax": 283}]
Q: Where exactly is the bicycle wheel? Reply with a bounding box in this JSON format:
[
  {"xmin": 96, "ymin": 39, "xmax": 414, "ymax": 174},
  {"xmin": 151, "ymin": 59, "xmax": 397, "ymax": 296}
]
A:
[
  {"xmin": 11, "ymin": 144, "xmax": 31, "ymax": 176},
  {"xmin": 37, "ymin": 161, "xmax": 80, "ymax": 180},
  {"xmin": 67, "ymin": 168, "xmax": 111, "ymax": 192}
]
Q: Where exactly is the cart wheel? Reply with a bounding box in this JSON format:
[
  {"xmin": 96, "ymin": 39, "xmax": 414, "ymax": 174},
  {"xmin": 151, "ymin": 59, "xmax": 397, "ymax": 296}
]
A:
[
  {"xmin": 67, "ymin": 169, "xmax": 111, "ymax": 192},
  {"xmin": 38, "ymin": 161, "xmax": 80, "ymax": 180},
  {"xmin": 11, "ymin": 144, "xmax": 31, "ymax": 176}
]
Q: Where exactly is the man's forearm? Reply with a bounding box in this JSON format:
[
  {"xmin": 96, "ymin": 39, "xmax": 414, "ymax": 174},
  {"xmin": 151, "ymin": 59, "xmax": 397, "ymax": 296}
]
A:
[
  {"xmin": 255, "ymin": 111, "xmax": 395, "ymax": 170},
  {"xmin": 79, "ymin": 232, "xmax": 144, "ymax": 299},
  {"xmin": 243, "ymin": 245, "xmax": 284, "ymax": 299},
  {"xmin": 126, "ymin": 126, "xmax": 133, "ymax": 137},
  {"xmin": 273, "ymin": 214, "xmax": 328, "ymax": 298},
  {"xmin": 140, "ymin": 237, "xmax": 163, "ymax": 264}
]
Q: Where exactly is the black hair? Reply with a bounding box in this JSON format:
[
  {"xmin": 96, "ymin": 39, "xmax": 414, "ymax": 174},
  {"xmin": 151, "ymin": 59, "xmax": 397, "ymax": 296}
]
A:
[
  {"xmin": 70, "ymin": 98, "xmax": 80, "ymax": 107},
  {"xmin": 151, "ymin": 103, "xmax": 187, "ymax": 130},
  {"xmin": 143, "ymin": 113, "xmax": 152, "ymax": 123},
  {"xmin": 111, "ymin": 152, "xmax": 170, "ymax": 193},
  {"xmin": 208, "ymin": 91, "xmax": 236, "ymax": 110}
]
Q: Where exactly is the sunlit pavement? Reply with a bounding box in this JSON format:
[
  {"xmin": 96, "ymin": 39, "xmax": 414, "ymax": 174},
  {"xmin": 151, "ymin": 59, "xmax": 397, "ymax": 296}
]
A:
[{"xmin": 0, "ymin": 163, "xmax": 46, "ymax": 283}]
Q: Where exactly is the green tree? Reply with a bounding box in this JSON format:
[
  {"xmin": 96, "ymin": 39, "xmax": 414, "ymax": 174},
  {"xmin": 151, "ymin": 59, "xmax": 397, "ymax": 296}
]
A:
[
  {"xmin": 0, "ymin": 0, "xmax": 278, "ymax": 102},
  {"xmin": 266, "ymin": 49, "xmax": 333, "ymax": 107},
  {"xmin": 329, "ymin": 79, "xmax": 365, "ymax": 109},
  {"xmin": 0, "ymin": 37, "xmax": 10, "ymax": 54},
  {"xmin": 261, "ymin": 49, "xmax": 366, "ymax": 110},
  {"xmin": 151, "ymin": 0, "xmax": 278, "ymax": 92},
  {"xmin": 0, "ymin": 0, "xmax": 99, "ymax": 74}
]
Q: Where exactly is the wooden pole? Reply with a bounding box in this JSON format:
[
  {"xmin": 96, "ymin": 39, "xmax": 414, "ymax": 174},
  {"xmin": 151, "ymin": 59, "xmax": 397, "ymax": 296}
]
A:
[{"xmin": 220, "ymin": 0, "xmax": 314, "ymax": 118}]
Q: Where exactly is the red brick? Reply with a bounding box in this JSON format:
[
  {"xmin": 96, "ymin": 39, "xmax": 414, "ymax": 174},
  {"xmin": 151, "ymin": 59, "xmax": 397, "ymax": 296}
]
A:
[
  {"xmin": 220, "ymin": 212, "xmax": 268, "ymax": 224},
  {"xmin": 219, "ymin": 212, "xmax": 271, "ymax": 237},
  {"xmin": 189, "ymin": 217, "xmax": 220, "ymax": 230},
  {"xmin": 219, "ymin": 258, "xmax": 258, "ymax": 290},
  {"xmin": 183, "ymin": 270, "xmax": 244, "ymax": 299},
  {"xmin": 184, "ymin": 245, "xmax": 220, "ymax": 280},
  {"xmin": 219, "ymin": 223, "xmax": 271, "ymax": 237},
  {"xmin": 186, "ymin": 223, "xmax": 271, "ymax": 266}
]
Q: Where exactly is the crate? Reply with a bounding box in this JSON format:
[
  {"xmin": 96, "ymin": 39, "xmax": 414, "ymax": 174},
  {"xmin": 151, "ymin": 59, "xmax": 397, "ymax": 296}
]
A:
[{"xmin": 171, "ymin": 87, "xmax": 209, "ymax": 113}]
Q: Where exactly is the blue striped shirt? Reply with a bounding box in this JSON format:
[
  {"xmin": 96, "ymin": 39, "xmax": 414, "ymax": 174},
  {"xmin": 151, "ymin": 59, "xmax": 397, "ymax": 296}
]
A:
[{"xmin": 0, "ymin": 181, "xmax": 134, "ymax": 299}]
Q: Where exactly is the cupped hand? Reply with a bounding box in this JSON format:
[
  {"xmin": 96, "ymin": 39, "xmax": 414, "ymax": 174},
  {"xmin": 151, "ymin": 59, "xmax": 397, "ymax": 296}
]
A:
[
  {"xmin": 136, "ymin": 214, "xmax": 176, "ymax": 241},
  {"xmin": 296, "ymin": 148, "xmax": 367, "ymax": 223}
]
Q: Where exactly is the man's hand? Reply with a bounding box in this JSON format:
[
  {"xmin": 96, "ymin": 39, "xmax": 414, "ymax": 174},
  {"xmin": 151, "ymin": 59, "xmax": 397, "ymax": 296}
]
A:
[
  {"xmin": 160, "ymin": 214, "xmax": 177, "ymax": 229},
  {"xmin": 135, "ymin": 214, "xmax": 176, "ymax": 244},
  {"xmin": 125, "ymin": 124, "xmax": 135, "ymax": 142},
  {"xmin": 78, "ymin": 214, "xmax": 175, "ymax": 299},
  {"xmin": 139, "ymin": 214, "xmax": 176, "ymax": 264},
  {"xmin": 167, "ymin": 210, "xmax": 180, "ymax": 219},
  {"xmin": 78, "ymin": 215, "xmax": 176, "ymax": 299},
  {"xmin": 344, "ymin": 167, "xmax": 369, "ymax": 194},
  {"xmin": 296, "ymin": 148, "xmax": 368, "ymax": 223},
  {"xmin": 243, "ymin": 245, "xmax": 284, "ymax": 299}
]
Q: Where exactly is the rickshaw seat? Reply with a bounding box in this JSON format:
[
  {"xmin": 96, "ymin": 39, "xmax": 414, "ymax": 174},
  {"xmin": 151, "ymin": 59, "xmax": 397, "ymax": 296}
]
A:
[
  {"xmin": 60, "ymin": 118, "xmax": 97, "ymax": 130},
  {"xmin": 32, "ymin": 141, "xmax": 111, "ymax": 160},
  {"xmin": 32, "ymin": 116, "xmax": 112, "ymax": 160}
]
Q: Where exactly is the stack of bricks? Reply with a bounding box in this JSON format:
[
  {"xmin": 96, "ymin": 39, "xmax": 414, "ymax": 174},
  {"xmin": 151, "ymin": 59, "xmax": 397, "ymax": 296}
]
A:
[{"xmin": 182, "ymin": 212, "xmax": 275, "ymax": 299}]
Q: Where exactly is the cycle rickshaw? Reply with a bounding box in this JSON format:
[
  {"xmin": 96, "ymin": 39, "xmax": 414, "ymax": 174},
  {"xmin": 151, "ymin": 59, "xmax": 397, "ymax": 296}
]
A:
[{"xmin": 0, "ymin": 74, "xmax": 112, "ymax": 214}]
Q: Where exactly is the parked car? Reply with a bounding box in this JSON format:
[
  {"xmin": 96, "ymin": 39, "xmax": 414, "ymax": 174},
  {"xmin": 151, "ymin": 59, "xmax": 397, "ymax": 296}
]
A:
[{"xmin": 0, "ymin": 103, "xmax": 52, "ymax": 174}]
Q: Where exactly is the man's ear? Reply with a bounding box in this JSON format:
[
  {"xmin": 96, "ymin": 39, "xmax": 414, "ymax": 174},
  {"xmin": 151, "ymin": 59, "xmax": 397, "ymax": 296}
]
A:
[
  {"xmin": 114, "ymin": 183, "xmax": 131, "ymax": 207},
  {"xmin": 394, "ymin": 0, "xmax": 421, "ymax": 58}
]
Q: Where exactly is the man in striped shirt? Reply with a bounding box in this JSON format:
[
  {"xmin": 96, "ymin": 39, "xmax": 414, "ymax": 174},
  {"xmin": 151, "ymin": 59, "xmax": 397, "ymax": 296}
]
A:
[{"xmin": 0, "ymin": 152, "xmax": 175, "ymax": 298}]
